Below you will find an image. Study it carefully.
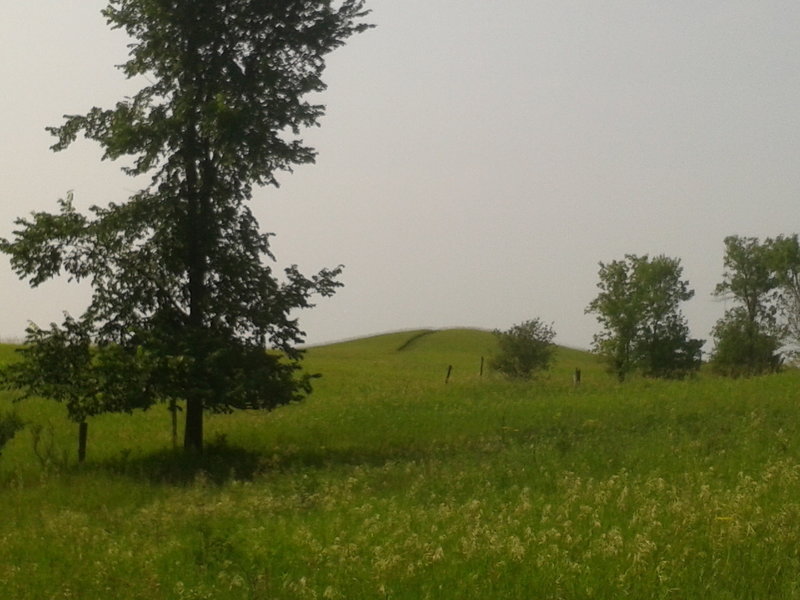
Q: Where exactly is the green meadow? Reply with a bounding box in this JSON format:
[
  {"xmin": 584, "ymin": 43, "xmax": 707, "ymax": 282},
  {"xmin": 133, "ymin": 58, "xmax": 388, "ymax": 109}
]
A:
[{"xmin": 1, "ymin": 329, "xmax": 800, "ymax": 599}]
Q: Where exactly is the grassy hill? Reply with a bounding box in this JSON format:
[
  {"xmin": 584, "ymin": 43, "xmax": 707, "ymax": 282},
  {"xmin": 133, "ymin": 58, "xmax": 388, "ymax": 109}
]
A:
[
  {"xmin": 306, "ymin": 328, "xmax": 599, "ymax": 384},
  {"xmin": 1, "ymin": 330, "xmax": 800, "ymax": 598}
]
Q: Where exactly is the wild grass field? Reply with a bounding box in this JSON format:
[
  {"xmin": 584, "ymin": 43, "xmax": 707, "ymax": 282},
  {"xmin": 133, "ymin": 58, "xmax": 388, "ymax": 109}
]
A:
[{"xmin": 1, "ymin": 329, "xmax": 800, "ymax": 599}]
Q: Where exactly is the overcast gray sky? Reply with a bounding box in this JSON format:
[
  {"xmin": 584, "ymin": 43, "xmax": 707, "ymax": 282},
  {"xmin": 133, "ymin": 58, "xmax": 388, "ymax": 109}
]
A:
[{"xmin": 2, "ymin": 1, "xmax": 800, "ymax": 349}]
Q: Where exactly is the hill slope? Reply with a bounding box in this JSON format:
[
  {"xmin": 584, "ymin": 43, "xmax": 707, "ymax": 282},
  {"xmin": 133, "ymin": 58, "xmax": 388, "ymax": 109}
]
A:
[{"xmin": 305, "ymin": 328, "xmax": 602, "ymax": 388}]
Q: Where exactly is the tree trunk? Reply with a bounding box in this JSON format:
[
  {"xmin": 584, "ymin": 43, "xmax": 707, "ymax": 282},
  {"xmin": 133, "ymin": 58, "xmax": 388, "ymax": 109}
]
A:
[
  {"xmin": 78, "ymin": 421, "xmax": 88, "ymax": 463},
  {"xmin": 179, "ymin": 9, "xmax": 216, "ymax": 455},
  {"xmin": 181, "ymin": 79, "xmax": 208, "ymax": 455},
  {"xmin": 184, "ymin": 397, "xmax": 203, "ymax": 453},
  {"xmin": 170, "ymin": 398, "xmax": 178, "ymax": 449}
]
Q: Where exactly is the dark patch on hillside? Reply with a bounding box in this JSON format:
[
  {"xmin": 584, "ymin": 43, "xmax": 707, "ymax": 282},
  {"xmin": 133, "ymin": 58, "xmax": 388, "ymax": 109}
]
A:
[{"xmin": 395, "ymin": 330, "xmax": 436, "ymax": 352}]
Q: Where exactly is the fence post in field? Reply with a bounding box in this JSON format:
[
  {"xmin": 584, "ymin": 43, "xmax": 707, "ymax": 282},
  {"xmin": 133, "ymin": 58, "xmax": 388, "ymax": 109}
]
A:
[
  {"xmin": 480, "ymin": 356, "xmax": 484, "ymax": 378},
  {"xmin": 445, "ymin": 365, "xmax": 453, "ymax": 384},
  {"xmin": 573, "ymin": 368, "xmax": 581, "ymax": 387}
]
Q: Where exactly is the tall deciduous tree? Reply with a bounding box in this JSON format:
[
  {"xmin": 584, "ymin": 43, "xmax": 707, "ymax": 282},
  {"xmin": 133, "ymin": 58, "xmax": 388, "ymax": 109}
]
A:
[
  {"xmin": 586, "ymin": 254, "xmax": 703, "ymax": 381},
  {"xmin": 710, "ymin": 235, "xmax": 782, "ymax": 376},
  {"xmin": 1, "ymin": 1, "xmax": 370, "ymax": 452}
]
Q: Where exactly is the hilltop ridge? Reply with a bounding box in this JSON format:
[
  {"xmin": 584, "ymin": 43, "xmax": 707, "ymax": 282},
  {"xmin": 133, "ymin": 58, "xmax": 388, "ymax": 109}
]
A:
[{"xmin": 304, "ymin": 328, "xmax": 601, "ymax": 385}]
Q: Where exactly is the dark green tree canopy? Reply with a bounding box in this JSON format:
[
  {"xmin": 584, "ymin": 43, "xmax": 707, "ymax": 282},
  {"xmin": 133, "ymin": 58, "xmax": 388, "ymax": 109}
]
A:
[
  {"xmin": 710, "ymin": 310, "xmax": 782, "ymax": 377},
  {"xmin": 52, "ymin": 1, "xmax": 371, "ymax": 184},
  {"xmin": 586, "ymin": 254, "xmax": 703, "ymax": 381},
  {"xmin": 710, "ymin": 235, "xmax": 783, "ymax": 376},
  {"xmin": 1, "ymin": 0, "xmax": 370, "ymax": 452},
  {"xmin": 713, "ymin": 235, "xmax": 778, "ymax": 328},
  {"xmin": 490, "ymin": 319, "xmax": 557, "ymax": 379}
]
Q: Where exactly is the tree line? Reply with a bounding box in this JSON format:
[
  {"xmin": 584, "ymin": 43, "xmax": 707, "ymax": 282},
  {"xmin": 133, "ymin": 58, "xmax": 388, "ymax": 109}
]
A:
[{"xmin": 493, "ymin": 234, "xmax": 800, "ymax": 381}]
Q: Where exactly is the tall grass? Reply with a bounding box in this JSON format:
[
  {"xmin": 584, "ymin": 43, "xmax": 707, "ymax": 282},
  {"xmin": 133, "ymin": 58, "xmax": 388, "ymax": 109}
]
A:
[{"xmin": 1, "ymin": 329, "xmax": 799, "ymax": 598}]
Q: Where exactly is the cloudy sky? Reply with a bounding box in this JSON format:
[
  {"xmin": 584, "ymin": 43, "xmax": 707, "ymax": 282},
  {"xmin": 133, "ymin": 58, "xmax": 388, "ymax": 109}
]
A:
[{"xmin": 2, "ymin": 1, "xmax": 800, "ymax": 350}]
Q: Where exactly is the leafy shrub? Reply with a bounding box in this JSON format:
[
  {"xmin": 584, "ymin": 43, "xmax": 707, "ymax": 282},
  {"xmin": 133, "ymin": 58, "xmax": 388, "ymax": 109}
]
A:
[
  {"xmin": 710, "ymin": 312, "xmax": 783, "ymax": 377},
  {"xmin": 490, "ymin": 319, "xmax": 556, "ymax": 379}
]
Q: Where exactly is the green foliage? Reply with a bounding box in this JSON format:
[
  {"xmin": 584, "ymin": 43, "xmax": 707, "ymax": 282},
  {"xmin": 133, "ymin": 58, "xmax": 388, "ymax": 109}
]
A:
[
  {"xmin": 714, "ymin": 235, "xmax": 778, "ymax": 325},
  {"xmin": 0, "ymin": 410, "xmax": 23, "ymax": 457},
  {"xmin": 3, "ymin": 316, "xmax": 108, "ymax": 422},
  {"xmin": 0, "ymin": 316, "xmax": 160, "ymax": 462},
  {"xmin": 710, "ymin": 309, "xmax": 783, "ymax": 377},
  {"xmin": 1, "ymin": 1, "xmax": 371, "ymax": 451},
  {"xmin": 587, "ymin": 254, "xmax": 703, "ymax": 381},
  {"xmin": 490, "ymin": 319, "xmax": 556, "ymax": 379},
  {"xmin": 711, "ymin": 236, "xmax": 783, "ymax": 376},
  {"xmin": 768, "ymin": 233, "xmax": 800, "ymax": 356}
]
